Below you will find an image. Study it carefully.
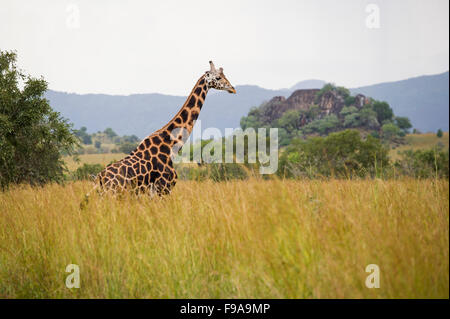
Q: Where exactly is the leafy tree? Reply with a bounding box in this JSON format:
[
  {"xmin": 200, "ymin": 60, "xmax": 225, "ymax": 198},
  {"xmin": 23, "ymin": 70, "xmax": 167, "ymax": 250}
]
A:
[
  {"xmin": 303, "ymin": 114, "xmax": 340, "ymax": 135},
  {"xmin": 344, "ymin": 95, "xmax": 356, "ymax": 106},
  {"xmin": 83, "ymin": 134, "xmax": 92, "ymax": 145},
  {"xmin": 103, "ymin": 127, "xmax": 117, "ymax": 139},
  {"xmin": 277, "ymin": 110, "xmax": 302, "ymax": 134},
  {"xmin": 437, "ymin": 129, "xmax": 443, "ymax": 138},
  {"xmin": 340, "ymin": 106, "xmax": 358, "ymax": 116},
  {"xmin": 358, "ymin": 106, "xmax": 379, "ymax": 129},
  {"xmin": 381, "ymin": 123, "xmax": 401, "ymax": 141},
  {"xmin": 316, "ymin": 83, "xmax": 350, "ymax": 102},
  {"xmin": 371, "ymin": 101, "xmax": 393, "ymax": 125},
  {"xmin": 119, "ymin": 142, "xmax": 138, "ymax": 154},
  {"xmin": 395, "ymin": 117, "xmax": 412, "ymax": 133},
  {"xmin": 94, "ymin": 140, "xmax": 101, "ymax": 149},
  {"xmin": 0, "ymin": 50, "xmax": 78, "ymax": 188},
  {"xmin": 71, "ymin": 163, "xmax": 103, "ymax": 180},
  {"xmin": 343, "ymin": 113, "xmax": 361, "ymax": 128},
  {"xmin": 74, "ymin": 126, "xmax": 92, "ymax": 144},
  {"xmin": 240, "ymin": 107, "xmax": 263, "ymax": 130},
  {"xmin": 122, "ymin": 134, "xmax": 140, "ymax": 143}
]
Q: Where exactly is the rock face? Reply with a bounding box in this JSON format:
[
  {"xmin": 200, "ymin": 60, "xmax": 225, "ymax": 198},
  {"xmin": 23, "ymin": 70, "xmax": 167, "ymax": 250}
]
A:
[{"xmin": 260, "ymin": 89, "xmax": 369, "ymax": 123}]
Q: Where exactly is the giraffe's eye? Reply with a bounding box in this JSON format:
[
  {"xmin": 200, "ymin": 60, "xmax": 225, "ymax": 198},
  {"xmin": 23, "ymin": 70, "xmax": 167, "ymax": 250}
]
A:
[{"xmin": 215, "ymin": 77, "xmax": 221, "ymax": 80}]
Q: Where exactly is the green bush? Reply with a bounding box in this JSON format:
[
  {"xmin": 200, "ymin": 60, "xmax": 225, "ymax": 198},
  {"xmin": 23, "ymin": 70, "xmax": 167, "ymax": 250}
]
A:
[
  {"xmin": 176, "ymin": 163, "xmax": 249, "ymax": 182},
  {"xmin": 278, "ymin": 130, "xmax": 389, "ymax": 178},
  {"xmin": 395, "ymin": 148, "xmax": 449, "ymax": 179},
  {"xmin": 208, "ymin": 163, "xmax": 248, "ymax": 182},
  {"xmin": 119, "ymin": 142, "xmax": 138, "ymax": 154},
  {"xmin": 0, "ymin": 50, "xmax": 78, "ymax": 188},
  {"xmin": 71, "ymin": 163, "xmax": 103, "ymax": 181}
]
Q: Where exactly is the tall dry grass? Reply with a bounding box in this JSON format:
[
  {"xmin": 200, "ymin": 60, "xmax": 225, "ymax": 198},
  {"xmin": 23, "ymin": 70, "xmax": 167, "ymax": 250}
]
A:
[{"xmin": 0, "ymin": 178, "xmax": 448, "ymax": 298}]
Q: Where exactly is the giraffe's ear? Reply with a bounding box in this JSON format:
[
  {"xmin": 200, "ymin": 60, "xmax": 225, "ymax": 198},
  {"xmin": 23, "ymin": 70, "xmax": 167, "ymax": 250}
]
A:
[
  {"xmin": 209, "ymin": 61, "xmax": 216, "ymax": 72},
  {"xmin": 219, "ymin": 67, "xmax": 224, "ymax": 75}
]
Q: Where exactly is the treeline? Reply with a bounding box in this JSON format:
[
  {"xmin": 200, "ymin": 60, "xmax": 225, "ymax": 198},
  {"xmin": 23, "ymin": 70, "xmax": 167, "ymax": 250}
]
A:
[
  {"xmin": 74, "ymin": 127, "xmax": 139, "ymax": 154},
  {"xmin": 172, "ymin": 130, "xmax": 448, "ymax": 181},
  {"xmin": 278, "ymin": 130, "xmax": 448, "ymax": 179},
  {"xmin": 152, "ymin": 129, "xmax": 448, "ymax": 181}
]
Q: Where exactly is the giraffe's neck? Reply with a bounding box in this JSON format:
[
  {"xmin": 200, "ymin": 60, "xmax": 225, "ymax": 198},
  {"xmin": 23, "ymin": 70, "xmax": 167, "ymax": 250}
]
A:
[
  {"xmin": 161, "ymin": 74, "xmax": 208, "ymax": 136},
  {"xmin": 135, "ymin": 74, "xmax": 209, "ymax": 153}
]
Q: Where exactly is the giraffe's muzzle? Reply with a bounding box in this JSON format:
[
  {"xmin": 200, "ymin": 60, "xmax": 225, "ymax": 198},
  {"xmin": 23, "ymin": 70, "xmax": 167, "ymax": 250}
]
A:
[{"xmin": 227, "ymin": 87, "xmax": 236, "ymax": 94}]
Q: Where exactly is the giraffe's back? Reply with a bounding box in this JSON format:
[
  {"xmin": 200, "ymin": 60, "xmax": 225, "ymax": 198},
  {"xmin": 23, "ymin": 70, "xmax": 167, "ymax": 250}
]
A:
[{"xmin": 97, "ymin": 134, "xmax": 177, "ymax": 195}]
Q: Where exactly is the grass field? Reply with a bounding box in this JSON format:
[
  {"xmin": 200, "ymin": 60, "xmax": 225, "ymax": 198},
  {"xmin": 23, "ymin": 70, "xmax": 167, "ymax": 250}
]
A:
[
  {"xmin": 390, "ymin": 132, "xmax": 449, "ymax": 160},
  {"xmin": 0, "ymin": 178, "xmax": 448, "ymax": 298},
  {"xmin": 65, "ymin": 153, "xmax": 127, "ymax": 171}
]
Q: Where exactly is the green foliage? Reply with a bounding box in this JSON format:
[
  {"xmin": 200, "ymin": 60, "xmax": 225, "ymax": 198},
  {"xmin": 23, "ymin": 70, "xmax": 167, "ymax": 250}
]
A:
[
  {"xmin": 208, "ymin": 163, "xmax": 248, "ymax": 182},
  {"xmin": 103, "ymin": 127, "xmax": 117, "ymax": 139},
  {"xmin": 371, "ymin": 100, "xmax": 394, "ymax": 125},
  {"xmin": 302, "ymin": 114, "xmax": 340, "ymax": 135},
  {"xmin": 278, "ymin": 130, "xmax": 389, "ymax": 178},
  {"xmin": 340, "ymin": 106, "xmax": 358, "ymax": 116},
  {"xmin": 240, "ymin": 106, "xmax": 263, "ymax": 130},
  {"xmin": 0, "ymin": 50, "xmax": 78, "ymax": 188},
  {"xmin": 381, "ymin": 123, "xmax": 401, "ymax": 141},
  {"xmin": 176, "ymin": 163, "xmax": 248, "ymax": 182},
  {"xmin": 71, "ymin": 163, "xmax": 103, "ymax": 181},
  {"xmin": 122, "ymin": 135, "xmax": 140, "ymax": 143},
  {"xmin": 395, "ymin": 117, "xmax": 412, "ymax": 133},
  {"xmin": 316, "ymin": 83, "xmax": 354, "ymax": 105},
  {"xmin": 315, "ymin": 83, "xmax": 350, "ymax": 102},
  {"xmin": 437, "ymin": 129, "xmax": 443, "ymax": 138},
  {"xmin": 94, "ymin": 140, "xmax": 101, "ymax": 149},
  {"xmin": 395, "ymin": 147, "xmax": 449, "ymax": 179},
  {"xmin": 344, "ymin": 95, "xmax": 356, "ymax": 106},
  {"xmin": 119, "ymin": 142, "xmax": 138, "ymax": 154},
  {"xmin": 277, "ymin": 110, "xmax": 303, "ymax": 134},
  {"xmin": 74, "ymin": 126, "xmax": 92, "ymax": 144},
  {"xmin": 358, "ymin": 106, "xmax": 379, "ymax": 129}
]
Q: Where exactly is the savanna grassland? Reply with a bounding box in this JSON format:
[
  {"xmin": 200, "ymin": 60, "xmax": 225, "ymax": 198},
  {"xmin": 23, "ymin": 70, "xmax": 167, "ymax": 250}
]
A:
[
  {"xmin": 390, "ymin": 132, "xmax": 449, "ymax": 160},
  {"xmin": 0, "ymin": 178, "xmax": 448, "ymax": 298}
]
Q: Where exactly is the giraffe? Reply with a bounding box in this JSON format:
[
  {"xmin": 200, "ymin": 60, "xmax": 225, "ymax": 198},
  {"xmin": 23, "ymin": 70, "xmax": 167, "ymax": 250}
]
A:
[{"xmin": 95, "ymin": 61, "xmax": 235, "ymax": 196}]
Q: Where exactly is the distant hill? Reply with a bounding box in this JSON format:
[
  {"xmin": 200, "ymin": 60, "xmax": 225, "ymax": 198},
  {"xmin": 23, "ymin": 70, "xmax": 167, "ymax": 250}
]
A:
[
  {"xmin": 45, "ymin": 85, "xmax": 293, "ymax": 138},
  {"xmin": 45, "ymin": 72, "xmax": 449, "ymax": 138},
  {"xmin": 351, "ymin": 71, "xmax": 449, "ymax": 132}
]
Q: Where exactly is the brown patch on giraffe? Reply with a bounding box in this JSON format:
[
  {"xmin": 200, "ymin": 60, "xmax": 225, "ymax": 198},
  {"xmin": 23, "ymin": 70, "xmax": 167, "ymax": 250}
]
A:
[
  {"xmin": 191, "ymin": 111, "xmax": 199, "ymax": 120},
  {"xmin": 194, "ymin": 87, "xmax": 202, "ymax": 96},
  {"xmin": 187, "ymin": 96, "xmax": 196, "ymax": 108},
  {"xmin": 152, "ymin": 136, "xmax": 162, "ymax": 145},
  {"xmin": 159, "ymin": 144, "xmax": 170, "ymax": 155}
]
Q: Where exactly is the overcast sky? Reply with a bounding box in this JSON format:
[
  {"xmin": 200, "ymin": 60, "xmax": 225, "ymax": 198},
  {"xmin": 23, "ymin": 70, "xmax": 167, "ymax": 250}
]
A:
[{"xmin": 1, "ymin": 0, "xmax": 448, "ymax": 95}]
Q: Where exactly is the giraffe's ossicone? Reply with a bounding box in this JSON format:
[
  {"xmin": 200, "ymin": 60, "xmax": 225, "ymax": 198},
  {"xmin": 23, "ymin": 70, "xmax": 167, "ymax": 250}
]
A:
[{"xmin": 95, "ymin": 61, "xmax": 236, "ymax": 196}]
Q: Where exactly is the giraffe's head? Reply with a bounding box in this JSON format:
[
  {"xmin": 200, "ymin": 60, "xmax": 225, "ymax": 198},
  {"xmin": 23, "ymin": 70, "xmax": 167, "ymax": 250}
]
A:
[{"xmin": 204, "ymin": 61, "xmax": 236, "ymax": 94}]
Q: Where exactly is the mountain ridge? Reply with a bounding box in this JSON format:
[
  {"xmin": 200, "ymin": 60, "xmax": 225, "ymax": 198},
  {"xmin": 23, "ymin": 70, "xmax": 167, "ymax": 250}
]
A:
[{"xmin": 45, "ymin": 71, "xmax": 449, "ymax": 138}]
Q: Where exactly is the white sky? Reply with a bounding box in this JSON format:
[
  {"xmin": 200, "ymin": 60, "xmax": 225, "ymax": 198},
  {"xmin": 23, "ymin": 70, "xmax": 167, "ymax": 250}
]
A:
[{"xmin": 1, "ymin": 0, "xmax": 448, "ymax": 95}]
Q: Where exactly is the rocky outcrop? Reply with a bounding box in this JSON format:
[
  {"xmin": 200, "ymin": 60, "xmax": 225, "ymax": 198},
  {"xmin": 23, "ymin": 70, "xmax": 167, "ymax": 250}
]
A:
[{"xmin": 260, "ymin": 88, "xmax": 369, "ymax": 123}]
